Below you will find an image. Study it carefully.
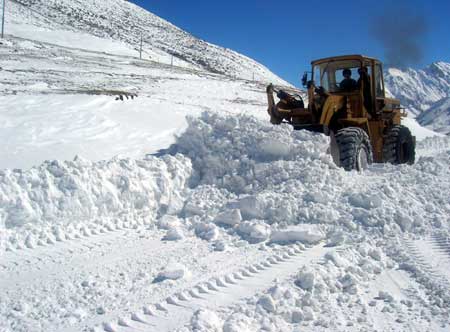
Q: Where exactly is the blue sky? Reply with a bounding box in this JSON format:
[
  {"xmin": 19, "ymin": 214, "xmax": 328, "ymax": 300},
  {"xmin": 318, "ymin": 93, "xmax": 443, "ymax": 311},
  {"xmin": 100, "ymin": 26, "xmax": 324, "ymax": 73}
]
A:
[{"xmin": 130, "ymin": 0, "xmax": 449, "ymax": 85}]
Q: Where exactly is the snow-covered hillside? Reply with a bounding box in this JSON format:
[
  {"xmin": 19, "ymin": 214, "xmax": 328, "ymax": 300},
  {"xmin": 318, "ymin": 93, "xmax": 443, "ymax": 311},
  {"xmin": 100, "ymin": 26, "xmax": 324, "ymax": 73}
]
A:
[
  {"xmin": 6, "ymin": 0, "xmax": 287, "ymax": 84},
  {"xmin": 0, "ymin": 31, "xmax": 284, "ymax": 169},
  {"xmin": 384, "ymin": 62, "xmax": 450, "ymax": 134}
]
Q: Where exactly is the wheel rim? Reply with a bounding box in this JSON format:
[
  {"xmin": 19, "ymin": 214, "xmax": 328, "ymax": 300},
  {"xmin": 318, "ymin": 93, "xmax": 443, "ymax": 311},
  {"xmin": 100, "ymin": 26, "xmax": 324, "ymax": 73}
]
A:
[{"xmin": 357, "ymin": 147, "xmax": 369, "ymax": 171}]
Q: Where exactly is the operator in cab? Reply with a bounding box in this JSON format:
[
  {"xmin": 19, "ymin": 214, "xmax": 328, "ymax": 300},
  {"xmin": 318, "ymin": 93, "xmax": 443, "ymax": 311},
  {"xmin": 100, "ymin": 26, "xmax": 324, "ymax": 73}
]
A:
[
  {"xmin": 340, "ymin": 68, "xmax": 358, "ymax": 92},
  {"xmin": 358, "ymin": 66, "xmax": 373, "ymax": 114}
]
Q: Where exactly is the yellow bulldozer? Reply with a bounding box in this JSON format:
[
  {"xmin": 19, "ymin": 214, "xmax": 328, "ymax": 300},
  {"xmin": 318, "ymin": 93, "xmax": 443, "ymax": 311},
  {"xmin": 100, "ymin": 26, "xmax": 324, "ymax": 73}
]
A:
[{"xmin": 267, "ymin": 54, "xmax": 416, "ymax": 171}]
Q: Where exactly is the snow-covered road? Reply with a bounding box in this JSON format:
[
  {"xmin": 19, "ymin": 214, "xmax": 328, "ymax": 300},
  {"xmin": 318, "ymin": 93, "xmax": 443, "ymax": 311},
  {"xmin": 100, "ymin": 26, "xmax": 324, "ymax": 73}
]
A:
[
  {"xmin": 1, "ymin": 227, "xmax": 270, "ymax": 331},
  {"xmin": 98, "ymin": 244, "xmax": 326, "ymax": 332}
]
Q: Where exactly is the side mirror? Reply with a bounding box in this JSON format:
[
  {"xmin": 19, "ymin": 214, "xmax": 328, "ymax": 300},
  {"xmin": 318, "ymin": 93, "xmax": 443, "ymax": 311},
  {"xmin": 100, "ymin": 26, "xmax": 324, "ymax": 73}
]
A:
[{"xmin": 301, "ymin": 72, "xmax": 308, "ymax": 87}]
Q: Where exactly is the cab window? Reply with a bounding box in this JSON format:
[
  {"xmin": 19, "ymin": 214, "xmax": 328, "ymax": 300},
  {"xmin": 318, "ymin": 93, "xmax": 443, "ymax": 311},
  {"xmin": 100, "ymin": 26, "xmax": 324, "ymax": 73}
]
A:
[
  {"xmin": 375, "ymin": 64, "xmax": 384, "ymax": 97},
  {"xmin": 313, "ymin": 60, "xmax": 362, "ymax": 93}
]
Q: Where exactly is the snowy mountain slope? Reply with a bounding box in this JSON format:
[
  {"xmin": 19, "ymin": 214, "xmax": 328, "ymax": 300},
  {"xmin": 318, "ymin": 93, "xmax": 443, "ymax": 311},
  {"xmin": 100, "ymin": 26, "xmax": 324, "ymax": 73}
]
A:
[
  {"xmin": 417, "ymin": 97, "xmax": 450, "ymax": 135},
  {"xmin": 6, "ymin": 0, "xmax": 288, "ymax": 84},
  {"xmin": 384, "ymin": 62, "xmax": 450, "ymax": 116}
]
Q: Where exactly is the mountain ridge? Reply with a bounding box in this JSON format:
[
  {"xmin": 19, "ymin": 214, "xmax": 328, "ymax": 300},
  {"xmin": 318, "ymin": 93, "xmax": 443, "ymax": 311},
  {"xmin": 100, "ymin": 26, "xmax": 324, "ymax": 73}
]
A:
[
  {"xmin": 384, "ymin": 61, "xmax": 450, "ymax": 134},
  {"xmin": 7, "ymin": 0, "xmax": 288, "ymax": 85},
  {"xmin": 384, "ymin": 61, "xmax": 450, "ymax": 115}
]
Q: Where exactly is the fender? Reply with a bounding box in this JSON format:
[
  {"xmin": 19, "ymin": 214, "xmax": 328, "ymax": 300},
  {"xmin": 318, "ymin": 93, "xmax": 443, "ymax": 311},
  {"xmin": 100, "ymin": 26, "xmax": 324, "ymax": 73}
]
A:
[{"xmin": 319, "ymin": 95, "xmax": 345, "ymax": 126}]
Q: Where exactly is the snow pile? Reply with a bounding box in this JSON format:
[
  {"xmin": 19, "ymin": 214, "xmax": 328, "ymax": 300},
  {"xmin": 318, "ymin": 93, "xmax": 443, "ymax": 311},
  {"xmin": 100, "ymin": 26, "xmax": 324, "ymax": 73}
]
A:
[
  {"xmin": 169, "ymin": 114, "xmax": 450, "ymax": 332},
  {"xmin": 168, "ymin": 113, "xmax": 341, "ymax": 243},
  {"xmin": 0, "ymin": 154, "xmax": 191, "ymax": 251},
  {"xmin": 173, "ymin": 112, "xmax": 332, "ymax": 193},
  {"xmin": 172, "ymin": 113, "xmax": 449, "ymax": 245},
  {"xmin": 2, "ymin": 113, "xmax": 449, "ymax": 253}
]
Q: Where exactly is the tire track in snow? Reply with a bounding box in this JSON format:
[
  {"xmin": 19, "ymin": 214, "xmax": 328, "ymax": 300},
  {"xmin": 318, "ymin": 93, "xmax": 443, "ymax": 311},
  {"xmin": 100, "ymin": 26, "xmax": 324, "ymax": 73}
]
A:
[
  {"xmin": 93, "ymin": 243, "xmax": 329, "ymax": 332},
  {"xmin": 0, "ymin": 228, "xmax": 170, "ymax": 290},
  {"xmin": 431, "ymin": 234, "xmax": 450, "ymax": 258},
  {"xmin": 404, "ymin": 236, "xmax": 450, "ymax": 289},
  {"xmin": 1, "ymin": 227, "xmax": 275, "ymax": 332},
  {"xmin": 0, "ymin": 225, "xmax": 153, "ymax": 274}
]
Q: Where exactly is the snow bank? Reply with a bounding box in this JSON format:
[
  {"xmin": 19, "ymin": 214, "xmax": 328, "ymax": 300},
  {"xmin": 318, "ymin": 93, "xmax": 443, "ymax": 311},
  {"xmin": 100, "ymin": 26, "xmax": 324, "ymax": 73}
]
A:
[
  {"xmin": 0, "ymin": 154, "xmax": 191, "ymax": 251},
  {"xmin": 173, "ymin": 112, "xmax": 331, "ymax": 193},
  {"xmin": 166, "ymin": 114, "xmax": 448, "ymax": 330},
  {"xmin": 4, "ymin": 112, "xmax": 449, "ymax": 252},
  {"xmin": 172, "ymin": 113, "xmax": 450, "ymax": 245},
  {"xmin": 155, "ymin": 113, "xmax": 450, "ymax": 254}
]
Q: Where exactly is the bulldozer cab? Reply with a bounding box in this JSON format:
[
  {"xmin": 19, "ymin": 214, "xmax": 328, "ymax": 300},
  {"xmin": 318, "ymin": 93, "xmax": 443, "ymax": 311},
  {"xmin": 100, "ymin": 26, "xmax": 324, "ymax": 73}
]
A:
[{"xmin": 310, "ymin": 55, "xmax": 386, "ymax": 114}]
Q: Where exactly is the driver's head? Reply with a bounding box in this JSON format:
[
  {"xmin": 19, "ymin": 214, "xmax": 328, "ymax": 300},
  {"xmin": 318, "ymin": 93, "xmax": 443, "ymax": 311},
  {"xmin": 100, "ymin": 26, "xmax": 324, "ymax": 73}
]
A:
[
  {"xmin": 358, "ymin": 66, "xmax": 368, "ymax": 75},
  {"xmin": 343, "ymin": 68, "xmax": 352, "ymax": 78}
]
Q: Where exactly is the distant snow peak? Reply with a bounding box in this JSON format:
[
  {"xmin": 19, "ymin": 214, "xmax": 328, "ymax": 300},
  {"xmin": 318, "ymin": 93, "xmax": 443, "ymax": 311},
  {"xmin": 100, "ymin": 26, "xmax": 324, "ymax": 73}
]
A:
[{"xmin": 384, "ymin": 61, "xmax": 450, "ymax": 134}]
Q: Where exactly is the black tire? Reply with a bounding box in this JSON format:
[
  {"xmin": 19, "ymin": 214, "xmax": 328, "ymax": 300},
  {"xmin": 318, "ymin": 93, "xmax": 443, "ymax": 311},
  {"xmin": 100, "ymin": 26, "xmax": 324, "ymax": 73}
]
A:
[
  {"xmin": 335, "ymin": 127, "xmax": 373, "ymax": 171},
  {"xmin": 383, "ymin": 125, "xmax": 415, "ymax": 165}
]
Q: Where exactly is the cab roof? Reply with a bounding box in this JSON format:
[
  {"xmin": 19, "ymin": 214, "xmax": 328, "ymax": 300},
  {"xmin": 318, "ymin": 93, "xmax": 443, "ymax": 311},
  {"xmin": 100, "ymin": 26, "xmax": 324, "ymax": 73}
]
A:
[{"xmin": 311, "ymin": 55, "xmax": 381, "ymax": 66}]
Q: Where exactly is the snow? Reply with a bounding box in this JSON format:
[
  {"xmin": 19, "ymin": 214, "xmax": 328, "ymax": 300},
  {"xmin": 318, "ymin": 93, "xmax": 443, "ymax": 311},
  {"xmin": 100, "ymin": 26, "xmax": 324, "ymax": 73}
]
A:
[
  {"xmin": 0, "ymin": 154, "xmax": 190, "ymax": 250},
  {"xmin": 213, "ymin": 209, "xmax": 242, "ymax": 227},
  {"xmin": 257, "ymin": 294, "xmax": 277, "ymax": 313},
  {"xmin": 402, "ymin": 117, "xmax": 445, "ymax": 140},
  {"xmin": 155, "ymin": 263, "xmax": 191, "ymax": 282},
  {"xmin": 294, "ymin": 269, "xmax": 316, "ymax": 291},
  {"xmin": 189, "ymin": 309, "xmax": 223, "ymax": 332},
  {"xmin": 0, "ymin": 31, "xmax": 284, "ymax": 169},
  {"xmin": 2, "ymin": 112, "xmax": 449, "ymax": 331},
  {"xmin": 385, "ymin": 62, "xmax": 450, "ymax": 134},
  {"xmin": 5, "ymin": 0, "xmax": 288, "ymax": 84},
  {"xmin": 9, "ymin": 24, "xmax": 138, "ymax": 58},
  {"xmin": 270, "ymin": 226, "xmax": 325, "ymax": 245},
  {"xmin": 0, "ymin": 0, "xmax": 449, "ymax": 331}
]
